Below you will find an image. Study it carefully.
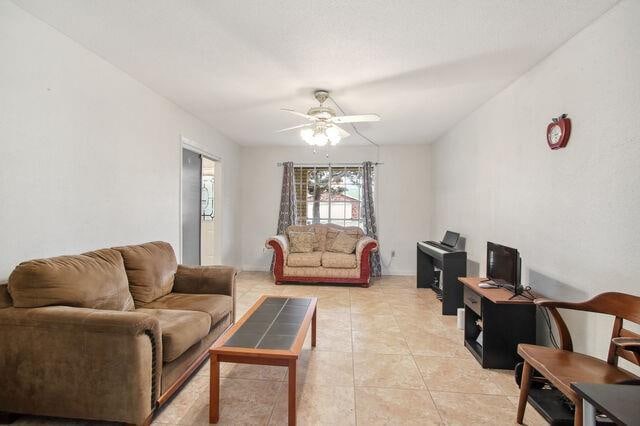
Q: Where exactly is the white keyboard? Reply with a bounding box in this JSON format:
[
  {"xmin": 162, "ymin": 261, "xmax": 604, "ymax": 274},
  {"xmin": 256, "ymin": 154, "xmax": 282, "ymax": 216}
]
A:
[{"xmin": 418, "ymin": 241, "xmax": 448, "ymax": 255}]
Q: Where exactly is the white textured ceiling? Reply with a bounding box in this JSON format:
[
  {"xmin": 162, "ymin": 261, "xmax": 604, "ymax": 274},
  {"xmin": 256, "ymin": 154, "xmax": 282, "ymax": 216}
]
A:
[{"xmin": 14, "ymin": 0, "xmax": 617, "ymax": 146}]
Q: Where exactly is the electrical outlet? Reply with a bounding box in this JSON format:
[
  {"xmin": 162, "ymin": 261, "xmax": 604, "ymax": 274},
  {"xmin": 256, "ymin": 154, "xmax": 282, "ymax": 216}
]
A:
[{"xmin": 391, "ymin": 250, "xmax": 396, "ymax": 258}]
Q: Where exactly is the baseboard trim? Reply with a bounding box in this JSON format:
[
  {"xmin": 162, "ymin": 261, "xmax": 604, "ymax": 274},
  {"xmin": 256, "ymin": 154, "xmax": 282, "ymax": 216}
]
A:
[
  {"xmin": 240, "ymin": 265, "xmax": 270, "ymax": 272},
  {"xmin": 239, "ymin": 267, "xmax": 416, "ymax": 277},
  {"xmin": 382, "ymin": 269, "xmax": 416, "ymax": 276}
]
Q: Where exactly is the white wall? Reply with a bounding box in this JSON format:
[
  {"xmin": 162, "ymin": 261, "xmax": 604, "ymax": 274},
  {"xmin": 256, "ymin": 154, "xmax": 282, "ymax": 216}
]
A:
[
  {"xmin": 430, "ymin": 0, "xmax": 640, "ymax": 364},
  {"xmin": 240, "ymin": 144, "xmax": 431, "ymax": 275},
  {"xmin": 0, "ymin": 2, "xmax": 242, "ymax": 279}
]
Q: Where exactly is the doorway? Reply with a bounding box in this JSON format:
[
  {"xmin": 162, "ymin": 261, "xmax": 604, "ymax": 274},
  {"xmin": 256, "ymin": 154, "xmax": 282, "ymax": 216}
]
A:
[{"xmin": 181, "ymin": 147, "xmax": 218, "ymax": 265}]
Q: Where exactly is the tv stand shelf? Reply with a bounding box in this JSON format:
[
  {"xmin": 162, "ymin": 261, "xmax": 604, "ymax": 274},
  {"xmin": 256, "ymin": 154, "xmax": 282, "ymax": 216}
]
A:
[{"xmin": 459, "ymin": 277, "xmax": 536, "ymax": 369}]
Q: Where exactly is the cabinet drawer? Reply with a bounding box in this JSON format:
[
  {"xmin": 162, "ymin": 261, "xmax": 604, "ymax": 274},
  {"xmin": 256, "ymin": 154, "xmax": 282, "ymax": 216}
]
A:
[{"xmin": 464, "ymin": 286, "xmax": 482, "ymax": 316}]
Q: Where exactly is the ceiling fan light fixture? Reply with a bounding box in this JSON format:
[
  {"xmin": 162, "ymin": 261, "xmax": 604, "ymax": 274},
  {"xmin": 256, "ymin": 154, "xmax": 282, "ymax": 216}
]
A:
[
  {"xmin": 312, "ymin": 132, "xmax": 328, "ymax": 146},
  {"xmin": 278, "ymin": 90, "xmax": 378, "ymax": 147},
  {"xmin": 300, "ymin": 128, "xmax": 314, "ymax": 144},
  {"xmin": 326, "ymin": 126, "xmax": 341, "ymax": 145}
]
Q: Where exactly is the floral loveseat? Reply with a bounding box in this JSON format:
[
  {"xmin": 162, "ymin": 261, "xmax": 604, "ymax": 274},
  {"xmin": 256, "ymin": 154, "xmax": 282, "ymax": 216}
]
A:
[{"xmin": 266, "ymin": 224, "xmax": 378, "ymax": 287}]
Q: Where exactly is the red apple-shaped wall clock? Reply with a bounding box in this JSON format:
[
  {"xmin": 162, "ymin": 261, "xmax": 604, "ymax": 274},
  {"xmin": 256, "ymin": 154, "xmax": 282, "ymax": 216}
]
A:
[{"xmin": 547, "ymin": 114, "xmax": 571, "ymax": 150}]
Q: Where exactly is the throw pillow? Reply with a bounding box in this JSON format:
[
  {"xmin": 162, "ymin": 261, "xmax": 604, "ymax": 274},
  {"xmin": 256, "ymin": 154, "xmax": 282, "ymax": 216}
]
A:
[
  {"xmin": 329, "ymin": 231, "xmax": 358, "ymax": 254},
  {"xmin": 289, "ymin": 231, "xmax": 315, "ymax": 253}
]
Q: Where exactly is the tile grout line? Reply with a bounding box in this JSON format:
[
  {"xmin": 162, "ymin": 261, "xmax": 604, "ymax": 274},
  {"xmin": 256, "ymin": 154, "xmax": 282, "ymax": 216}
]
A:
[
  {"xmin": 393, "ymin": 291, "xmax": 447, "ymax": 424},
  {"xmin": 349, "ymin": 287, "xmax": 358, "ymax": 426},
  {"xmin": 253, "ymin": 297, "xmax": 291, "ymax": 348},
  {"xmin": 265, "ymin": 380, "xmax": 286, "ymax": 425}
]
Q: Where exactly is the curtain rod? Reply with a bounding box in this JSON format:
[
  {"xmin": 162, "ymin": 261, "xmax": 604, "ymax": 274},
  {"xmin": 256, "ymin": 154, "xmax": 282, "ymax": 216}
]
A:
[{"xmin": 277, "ymin": 162, "xmax": 383, "ymax": 167}]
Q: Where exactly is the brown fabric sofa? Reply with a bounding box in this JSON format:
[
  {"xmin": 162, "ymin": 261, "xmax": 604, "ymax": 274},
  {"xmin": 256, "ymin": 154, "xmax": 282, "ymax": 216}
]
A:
[
  {"xmin": 266, "ymin": 224, "xmax": 378, "ymax": 287},
  {"xmin": 0, "ymin": 241, "xmax": 235, "ymax": 425}
]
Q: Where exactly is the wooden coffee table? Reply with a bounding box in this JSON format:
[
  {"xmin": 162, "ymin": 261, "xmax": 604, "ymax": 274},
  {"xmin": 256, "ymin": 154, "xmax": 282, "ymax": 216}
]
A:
[{"xmin": 209, "ymin": 295, "xmax": 317, "ymax": 425}]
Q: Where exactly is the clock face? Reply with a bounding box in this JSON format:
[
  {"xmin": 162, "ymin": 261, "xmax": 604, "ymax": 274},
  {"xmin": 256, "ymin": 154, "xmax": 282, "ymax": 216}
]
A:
[
  {"xmin": 547, "ymin": 116, "xmax": 570, "ymax": 150},
  {"xmin": 549, "ymin": 124, "xmax": 562, "ymax": 144}
]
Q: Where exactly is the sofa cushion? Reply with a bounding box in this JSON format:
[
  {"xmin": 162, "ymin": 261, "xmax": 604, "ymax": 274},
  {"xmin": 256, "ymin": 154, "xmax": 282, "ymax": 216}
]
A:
[
  {"xmin": 141, "ymin": 293, "xmax": 232, "ymax": 326},
  {"xmin": 287, "ymin": 225, "xmax": 327, "ymax": 251},
  {"xmin": 137, "ymin": 308, "xmax": 211, "ymax": 363},
  {"xmin": 288, "ymin": 231, "xmax": 315, "ymax": 253},
  {"xmin": 113, "ymin": 241, "xmax": 177, "ymax": 304},
  {"xmin": 322, "ymin": 252, "xmax": 357, "ymax": 269},
  {"xmin": 328, "ymin": 231, "xmax": 358, "ymax": 254},
  {"xmin": 288, "ymin": 251, "xmax": 323, "ymax": 267},
  {"xmin": 325, "ymin": 226, "xmax": 363, "ymax": 250},
  {"xmin": 7, "ymin": 249, "xmax": 135, "ymax": 311}
]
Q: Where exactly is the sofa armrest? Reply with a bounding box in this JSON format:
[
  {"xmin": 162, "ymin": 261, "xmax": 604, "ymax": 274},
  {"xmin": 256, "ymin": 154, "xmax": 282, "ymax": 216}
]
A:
[
  {"xmin": 356, "ymin": 237, "xmax": 378, "ymax": 264},
  {"xmin": 266, "ymin": 235, "xmax": 288, "ymax": 283},
  {"xmin": 266, "ymin": 235, "xmax": 289, "ymax": 257},
  {"xmin": 174, "ymin": 265, "xmax": 237, "ymax": 297},
  {"xmin": 0, "ymin": 306, "xmax": 161, "ymax": 424}
]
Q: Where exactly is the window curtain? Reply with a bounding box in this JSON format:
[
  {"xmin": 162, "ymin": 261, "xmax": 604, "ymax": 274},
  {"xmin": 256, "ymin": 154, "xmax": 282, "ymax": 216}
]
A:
[
  {"xmin": 272, "ymin": 161, "xmax": 297, "ymax": 271},
  {"xmin": 362, "ymin": 161, "xmax": 381, "ymax": 277}
]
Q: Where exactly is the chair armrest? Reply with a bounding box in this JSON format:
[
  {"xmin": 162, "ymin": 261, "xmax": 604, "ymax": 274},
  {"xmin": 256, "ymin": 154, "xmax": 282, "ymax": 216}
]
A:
[
  {"xmin": 612, "ymin": 337, "xmax": 640, "ymax": 363},
  {"xmin": 534, "ymin": 298, "xmax": 587, "ymax": 310},
  {"xmin": 0, "ymin": 306, "xmax": 161, "ymax": 424},
  {"xmin": 534, "ymin": 298, "xmax": 574, "ymax": 351},
  {"xmin": 266, "ymin": 235, "xmax": 289, "ymax": 257},
  {"xmin": 612, "ymin": 337, "xmax": 640, "ymax": 353},
  {"xmin": 174, "ymin": 265, "xmax": 236, "ymax": 297}
]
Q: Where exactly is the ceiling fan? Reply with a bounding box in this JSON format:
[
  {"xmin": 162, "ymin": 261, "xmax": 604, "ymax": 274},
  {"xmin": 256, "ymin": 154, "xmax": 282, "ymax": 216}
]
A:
[{"xmin": 277, "ymin": 90, "xmax": 381, "ymax": 146}]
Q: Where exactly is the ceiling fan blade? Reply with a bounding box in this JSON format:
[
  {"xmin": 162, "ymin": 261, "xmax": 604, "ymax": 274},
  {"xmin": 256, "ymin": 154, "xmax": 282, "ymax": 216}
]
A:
[
  {"xmin": 280, "ymin": 108, "xmax": 317, "ymax": 121},
  {"xmin": 276, "ymin": 123, "xmax": 313, "ymax": 133},
  {"xmin": 331, "ymin": 114, "xmax": 381, "ymax": 124},
  {"xmin": 332, "ymin": 124, "xmax": 350, "ymax": 138}
]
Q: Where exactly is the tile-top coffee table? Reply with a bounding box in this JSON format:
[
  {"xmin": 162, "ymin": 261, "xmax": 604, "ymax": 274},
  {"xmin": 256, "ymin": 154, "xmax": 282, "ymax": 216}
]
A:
[{"xmin": 209, "ymin": 295, "xmax": 317, "ymax": 425}]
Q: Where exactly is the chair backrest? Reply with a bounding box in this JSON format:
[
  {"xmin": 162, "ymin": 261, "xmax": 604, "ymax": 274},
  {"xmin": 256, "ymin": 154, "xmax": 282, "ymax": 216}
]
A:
[{"xmin": 560, "ymin": 292, "xmax": 640, "ymax": 367}]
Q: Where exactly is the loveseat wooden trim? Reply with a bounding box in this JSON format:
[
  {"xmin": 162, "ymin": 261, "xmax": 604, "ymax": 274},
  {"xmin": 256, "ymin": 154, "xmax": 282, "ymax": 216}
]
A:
[{"xmin": 267, "ymin": 239, "xmax": 377, "ymax": 287}]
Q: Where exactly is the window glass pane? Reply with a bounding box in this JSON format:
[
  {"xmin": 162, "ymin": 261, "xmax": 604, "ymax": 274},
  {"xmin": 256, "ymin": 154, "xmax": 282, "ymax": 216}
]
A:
[
  {"xmin": 308, "ymin": 168, "xmax": 328, "ymax": 224},
  {"xmin": 330, "ymin": 167, "xmax": 347, "ymax": 201}
]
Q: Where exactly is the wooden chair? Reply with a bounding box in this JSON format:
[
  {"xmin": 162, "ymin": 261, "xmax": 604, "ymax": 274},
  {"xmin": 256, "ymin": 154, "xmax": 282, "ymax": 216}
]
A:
[{"xmin": 516, "ymin": 292, "xmax": 640, "ymax": 426}]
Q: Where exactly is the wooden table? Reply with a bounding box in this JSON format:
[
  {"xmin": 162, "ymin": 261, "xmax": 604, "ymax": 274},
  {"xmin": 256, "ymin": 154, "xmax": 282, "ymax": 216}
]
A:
[{"xmin": 209, "ymin": 295, "xmax": 317, "ymax": 425}]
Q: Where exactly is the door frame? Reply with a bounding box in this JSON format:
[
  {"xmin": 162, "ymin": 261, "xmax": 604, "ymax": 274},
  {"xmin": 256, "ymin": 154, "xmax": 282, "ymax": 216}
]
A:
[{"xmin": 179, "ymin": 135, "xmax": 222, "ymax": 265}]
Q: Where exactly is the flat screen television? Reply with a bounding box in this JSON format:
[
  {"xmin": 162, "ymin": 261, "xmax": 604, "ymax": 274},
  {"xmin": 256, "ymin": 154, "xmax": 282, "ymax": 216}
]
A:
[{"xmin": 486, "ymin": 242, "xmax": 521, "ymax": 288}]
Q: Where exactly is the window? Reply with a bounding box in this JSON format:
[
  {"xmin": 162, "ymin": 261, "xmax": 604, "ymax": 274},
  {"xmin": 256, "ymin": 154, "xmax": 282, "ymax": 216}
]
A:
[
  {"xmin": 293, "ymin": 164, "xmax": 372, "ymax": 229},
  {"xmin": 201, "ymin": 175, "xmax": 214, "ymax": 221}
]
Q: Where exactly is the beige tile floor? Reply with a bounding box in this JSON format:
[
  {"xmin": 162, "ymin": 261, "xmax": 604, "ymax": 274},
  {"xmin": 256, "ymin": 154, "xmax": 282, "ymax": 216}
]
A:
[{"xmin": 14, "ymin": 272, "xmax": 546, "ymax": 425}]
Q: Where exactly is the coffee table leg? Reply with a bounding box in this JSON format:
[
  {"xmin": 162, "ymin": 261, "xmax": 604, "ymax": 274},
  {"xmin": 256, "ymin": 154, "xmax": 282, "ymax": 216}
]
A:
[
  {"xmin": 288, "ymin": 359, "xmax": 296, "ymax": 426},
  {"xmin": 311, "ymin": 307, "xmax": 317, "ymax": 347},
  {"xmin": 209, "ymin": 354, "xmax": 220, "ymax": 423}
]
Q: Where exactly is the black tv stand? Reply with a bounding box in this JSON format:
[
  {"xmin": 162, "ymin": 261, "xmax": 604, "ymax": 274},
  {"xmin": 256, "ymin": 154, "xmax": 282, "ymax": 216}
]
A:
[{"xmin": 459, "ymin": 277, "xmax": 536, "ymax": 369}]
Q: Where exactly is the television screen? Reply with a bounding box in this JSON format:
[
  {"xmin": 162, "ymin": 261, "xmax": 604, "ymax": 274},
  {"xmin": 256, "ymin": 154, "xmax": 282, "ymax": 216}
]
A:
[
  {"xmin": 486, "ymin": 242, "xmax": 519, "ymax": 286},
  {"xmin": 442, "ymin": 231, "xmax": 460, "ymax": 248}
]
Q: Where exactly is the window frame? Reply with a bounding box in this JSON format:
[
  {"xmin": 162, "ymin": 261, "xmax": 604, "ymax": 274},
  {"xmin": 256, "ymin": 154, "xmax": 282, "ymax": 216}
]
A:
[{"xmin": 293, "ymin": 164, "xmax": 371, "ymax": 229}]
